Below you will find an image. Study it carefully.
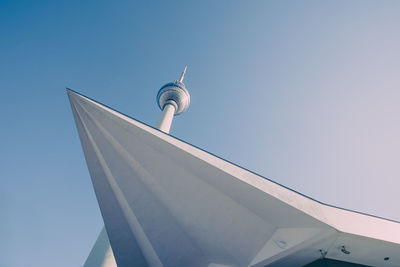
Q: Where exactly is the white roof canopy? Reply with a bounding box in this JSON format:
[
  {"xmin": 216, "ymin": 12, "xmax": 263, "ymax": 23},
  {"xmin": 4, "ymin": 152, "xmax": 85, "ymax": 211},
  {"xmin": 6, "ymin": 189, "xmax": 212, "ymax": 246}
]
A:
[{"xmin": 68, "ymin": 89, "xmax": 400, "ymax": 267}]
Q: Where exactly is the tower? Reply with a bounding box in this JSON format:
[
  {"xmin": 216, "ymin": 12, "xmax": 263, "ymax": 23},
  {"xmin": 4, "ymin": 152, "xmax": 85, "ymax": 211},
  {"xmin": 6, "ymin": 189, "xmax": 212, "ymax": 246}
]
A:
[{"xmin": 156, "ymin": 66, "xmax": 190, "ymax": 133}]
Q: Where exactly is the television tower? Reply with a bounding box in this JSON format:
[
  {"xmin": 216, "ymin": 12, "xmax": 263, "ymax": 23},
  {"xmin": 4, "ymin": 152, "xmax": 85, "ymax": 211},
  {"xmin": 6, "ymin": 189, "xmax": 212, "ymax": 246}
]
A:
[{"xmin": 156, "ymin": 66, "xmax": 190, "ymax": 133}]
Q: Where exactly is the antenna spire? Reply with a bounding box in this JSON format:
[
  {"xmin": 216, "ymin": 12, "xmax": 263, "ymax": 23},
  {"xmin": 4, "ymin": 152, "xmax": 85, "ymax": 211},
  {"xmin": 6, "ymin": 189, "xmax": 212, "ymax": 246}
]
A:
[{"xmin": 179, "ymin": 66, "xmax": 187, "ymax": 83}]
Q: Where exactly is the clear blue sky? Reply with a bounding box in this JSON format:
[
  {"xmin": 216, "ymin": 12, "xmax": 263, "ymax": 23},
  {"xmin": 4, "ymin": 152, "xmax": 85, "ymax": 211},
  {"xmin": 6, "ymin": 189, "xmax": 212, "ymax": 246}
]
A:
[{"xmin": 1, "ymin": 1, "xmax": 400, "ymax": 266}]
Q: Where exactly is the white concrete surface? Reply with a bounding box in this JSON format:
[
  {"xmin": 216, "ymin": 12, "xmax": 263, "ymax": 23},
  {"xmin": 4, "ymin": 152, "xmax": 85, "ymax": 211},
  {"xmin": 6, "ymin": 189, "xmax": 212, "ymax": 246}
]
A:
[
  {"xmin": 68, "ymin": 89, "xmax": 400, "ymax": 267},
  {"xmin": 83, "ymin": 227, "xmax": 117, "ymax": 267}
]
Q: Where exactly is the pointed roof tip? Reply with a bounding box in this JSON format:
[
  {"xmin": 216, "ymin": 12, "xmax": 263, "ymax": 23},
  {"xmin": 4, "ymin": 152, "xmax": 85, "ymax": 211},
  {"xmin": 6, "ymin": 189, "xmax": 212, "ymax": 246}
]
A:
[
  {"xmin": 66, "ymin": 88, "xmax": 80, "ymax": 101},
  {"xmin": 66, "ymin": 88, "xmax": 83, "ymax": 98},
  {"xmin": 66, "ymin": 88, "xmax": 87, "ymax": 103},
  {"xmin": 66, "ymin": 87, "xmax": 75, "ymax": 95}
]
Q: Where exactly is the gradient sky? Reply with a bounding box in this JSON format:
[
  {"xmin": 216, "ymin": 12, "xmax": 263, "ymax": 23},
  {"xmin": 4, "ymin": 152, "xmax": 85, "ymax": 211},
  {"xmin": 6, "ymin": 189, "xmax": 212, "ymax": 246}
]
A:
[{"xmin": 1, "ymin": 1, "xmax": 400, "ymax": 266}]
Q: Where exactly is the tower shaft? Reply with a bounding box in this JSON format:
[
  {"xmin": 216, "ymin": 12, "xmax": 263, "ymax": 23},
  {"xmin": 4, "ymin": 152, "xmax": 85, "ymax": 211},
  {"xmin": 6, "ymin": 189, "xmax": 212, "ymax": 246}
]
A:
[{"xmin": 156, "ymin": 103, "xmax": 176, "ymax": 133}]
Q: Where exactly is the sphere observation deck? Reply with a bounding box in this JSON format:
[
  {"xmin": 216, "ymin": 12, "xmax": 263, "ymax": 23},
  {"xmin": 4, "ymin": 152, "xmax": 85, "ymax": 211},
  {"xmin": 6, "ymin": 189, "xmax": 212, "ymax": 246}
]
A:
[{"xmin": 157, "ymin": 80, "xmax": 190, "ymax": 115}]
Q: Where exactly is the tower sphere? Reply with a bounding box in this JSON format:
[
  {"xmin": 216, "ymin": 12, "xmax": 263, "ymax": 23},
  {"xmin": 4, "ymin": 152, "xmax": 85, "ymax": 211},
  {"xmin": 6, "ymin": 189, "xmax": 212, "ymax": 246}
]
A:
[{"xmin": 157, "ymin": 80, "xmax": 190, "ymax": 115}]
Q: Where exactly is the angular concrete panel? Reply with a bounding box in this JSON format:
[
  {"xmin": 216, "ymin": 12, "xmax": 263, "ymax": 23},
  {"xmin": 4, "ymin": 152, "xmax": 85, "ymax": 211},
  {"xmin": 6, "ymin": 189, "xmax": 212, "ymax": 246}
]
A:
[{"xmin": 68, "ymin": 89, "xmax": 400, "ymax": 267}]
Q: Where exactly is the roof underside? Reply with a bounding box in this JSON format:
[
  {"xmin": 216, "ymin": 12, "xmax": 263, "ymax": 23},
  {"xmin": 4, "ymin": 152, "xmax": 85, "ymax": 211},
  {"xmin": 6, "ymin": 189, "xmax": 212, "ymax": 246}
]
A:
[
  {"xmin": 305, "ymin": 258, "xmax": 370, "ymax": 267},
  {"xmin": 67, "ymin": 89, "xmax": 400, "ymax": 267}
]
